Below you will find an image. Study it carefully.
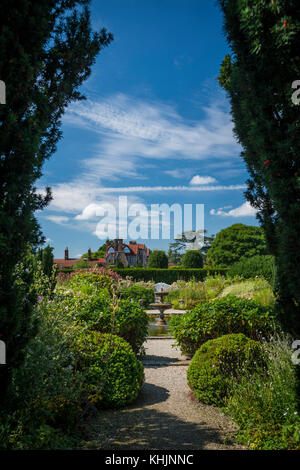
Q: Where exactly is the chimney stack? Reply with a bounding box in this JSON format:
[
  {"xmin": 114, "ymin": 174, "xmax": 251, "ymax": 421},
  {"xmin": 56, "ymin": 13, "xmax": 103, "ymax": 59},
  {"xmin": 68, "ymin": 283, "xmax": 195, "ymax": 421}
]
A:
[{"xmin": 64, "ymin": 247, "xmax": 69, "ymax": 260}]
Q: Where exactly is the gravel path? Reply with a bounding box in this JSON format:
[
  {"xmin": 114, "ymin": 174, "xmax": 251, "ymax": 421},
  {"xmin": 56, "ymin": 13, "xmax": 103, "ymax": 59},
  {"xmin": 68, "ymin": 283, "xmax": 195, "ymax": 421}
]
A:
[{"xmin": 83, "ymin": 339, "xmax": 243, "ymax": 450}]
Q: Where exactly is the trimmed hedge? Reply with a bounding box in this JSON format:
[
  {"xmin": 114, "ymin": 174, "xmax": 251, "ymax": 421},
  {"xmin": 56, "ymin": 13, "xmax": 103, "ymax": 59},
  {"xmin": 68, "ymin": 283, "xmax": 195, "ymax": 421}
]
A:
[
  {"xmin": 73, "ymin": 331, "xmax": 144, "ymax": 408},
  {"xmin": 57, "ymin": 267, "xmax": 228, "ymax": 283},
  {"xmin": 170, "ymin": 294, "xmax": 278, "ymax": 357},
  {"xmin": 110, "ymin": 268, "xmax": 228, "ymax": 283},
  {"xmin": 187, "ymin": 333, "xmax": 264, "ymax": 406}
]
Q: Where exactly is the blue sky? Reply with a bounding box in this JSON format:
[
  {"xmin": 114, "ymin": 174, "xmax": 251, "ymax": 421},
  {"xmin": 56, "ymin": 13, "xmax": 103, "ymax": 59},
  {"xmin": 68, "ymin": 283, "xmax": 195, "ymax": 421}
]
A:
[{"xmin": 38, "ymin": 0, "xmax": 258, "ymax": 259}]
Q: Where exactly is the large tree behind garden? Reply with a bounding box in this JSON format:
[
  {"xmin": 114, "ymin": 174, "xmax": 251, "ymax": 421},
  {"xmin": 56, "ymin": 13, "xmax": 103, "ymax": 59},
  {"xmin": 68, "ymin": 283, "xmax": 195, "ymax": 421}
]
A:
[
  {"xmin": 147, "ymin": 250, "xmax": 169, "ymax": 269},
  {"xmin": 0, "ymin": 0, "xmax": 112, "ymax": 402},
  {"xmin": 217, "ymin": 0, "xmax": 300, "ymax": 334},
  {"xmin": 206, "ymin": 224, "xmax": 267, "ymax": 268}
]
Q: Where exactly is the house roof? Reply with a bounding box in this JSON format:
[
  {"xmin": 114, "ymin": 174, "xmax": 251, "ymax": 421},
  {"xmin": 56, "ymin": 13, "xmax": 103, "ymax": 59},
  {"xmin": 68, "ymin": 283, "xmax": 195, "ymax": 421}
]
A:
[
  {"xmin": 54, "ymin": 258, "xmax": 106, "ymax": 268},
  {"xmin": 105, "ymin": 240, "xmax": 149, "ymax": 257},
  {"xmin": 53, "ymin": 259, "xmax": 79, "ymax": 268}
]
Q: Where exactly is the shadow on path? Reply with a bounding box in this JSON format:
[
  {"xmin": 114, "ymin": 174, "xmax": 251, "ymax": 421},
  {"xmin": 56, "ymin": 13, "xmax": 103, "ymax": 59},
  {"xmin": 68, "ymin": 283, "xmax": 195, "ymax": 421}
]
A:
[
  {"xmin": 85, "ymin": 407, "xmax": 231, "ymax": 450},
  {"xmin": 84, "ymin": 383, "xmax": 236, "ymax": 450}
]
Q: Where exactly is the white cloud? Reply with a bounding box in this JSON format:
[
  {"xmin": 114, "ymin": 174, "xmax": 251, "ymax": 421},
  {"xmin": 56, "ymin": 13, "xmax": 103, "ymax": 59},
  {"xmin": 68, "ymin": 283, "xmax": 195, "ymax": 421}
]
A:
[
  {"xmin": 40, "ymin": 93, "xmax": 244, "ymax": 236},
  {"xmin": 63, "ymin": 94, "xmax": 240, "ymax": 176},
  {"xmin": 92, "ymin": 184, "xmax": 246, "ymax": 193},
  {"xmin": 190, "ymin": 175, "xmax": 217, "ymax": 185},
  {"xmin": 45, "ymin": 215, "xmax": 69, "ymax": 224},
  {"xmin": 210, "ymin": 201, "xmax": 257, "ymax": 217}
]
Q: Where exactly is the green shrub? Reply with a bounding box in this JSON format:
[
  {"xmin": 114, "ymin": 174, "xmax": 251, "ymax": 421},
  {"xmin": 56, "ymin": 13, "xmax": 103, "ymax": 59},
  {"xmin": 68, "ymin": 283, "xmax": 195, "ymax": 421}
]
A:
[
  {"xmin": 228, "ymin": 255, "xmax": 276, "ymax": 285},
  {"xmin": 170, "ymin": 294, "xmax": 278, "ymax": 357},
  {"xmin": 187, "ymin": 333, "xmax": 264, "ymax": 406},
  {"xmin": 50, "ymin": 291, "xmax": 149, "ymax": 354},
  {"xmin": 0, "ymin": 301, "xmax": 85, "ymax": 450},
  {"xmin": 67, "ymin": 273, "xmax": 113, "ymax": 294},
  {"xmin": 225, "ymin": 335, "xmax": 300, "ymax": 450},
  {"xmin": 147, "ymin": 250, "xmax": 169, "ymax": 268},
  {"xmin": 73, "ymin": 331, "xmax": 144, "ymax": 408},
  {"xmin": 119, "ymin": 284, "xmax": 155, "ymax": 308},
  {"xmin": 182, "ymin": 250, "xmax": 203, "ymax": 268}
]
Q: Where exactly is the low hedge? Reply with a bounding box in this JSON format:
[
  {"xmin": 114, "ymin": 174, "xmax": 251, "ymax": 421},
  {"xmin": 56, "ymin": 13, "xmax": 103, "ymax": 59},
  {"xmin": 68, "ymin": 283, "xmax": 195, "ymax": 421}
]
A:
[
  {"xmin": 73, "ymin": 331, "xmax": 144, "ymax": 408},
  {"xmin": 187, "ymin": 333, "xmax": 264, "ymax": 406},
  {"xmin": 170, "ymin": 294, "xmax": 278, "ymax": 357},
  {"xmin": 110, "ymin": 268, "xmax": 228, "ymax": 283}
]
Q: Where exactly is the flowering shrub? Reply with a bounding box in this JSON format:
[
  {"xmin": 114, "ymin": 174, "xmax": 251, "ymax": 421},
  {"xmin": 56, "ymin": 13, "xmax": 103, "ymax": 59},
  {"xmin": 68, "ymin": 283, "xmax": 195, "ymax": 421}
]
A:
[
  {"xmin": 225, "ymin": 335, "xmax": 300, "ymax": 449},
  {"xmin": 187, "ymin": 333, "xmax": 264, "ymax": 406},
  {"xmin": 48, "ymin": 289, "xmax": 149, "ymax": 354},
  {"xmin": 72, "ymin": 331, "xmax": 144, "ymax": 408},
  {"xmin": 57, "ymin": 267, "xmax": 122, "ymax": 285},
  {"xmin": 170, "ymin": 295, "xmax": 278, "ymax": 357}
]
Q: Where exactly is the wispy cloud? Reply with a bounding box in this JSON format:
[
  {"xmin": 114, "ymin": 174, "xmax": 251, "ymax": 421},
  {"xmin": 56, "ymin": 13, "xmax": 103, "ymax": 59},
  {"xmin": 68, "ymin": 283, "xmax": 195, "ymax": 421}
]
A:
[
  {"xmin": 40, "ymin": 93, "xmax": 244, "ymax": 235},
  {"xmin": 45, "ymin": 215, "xmax": 69, "ymax": 224},
  {"xmin": 63, "ymin": 94, "xmax": 240, "ymax": 180},
  {"xmin": 190, "ymin": 175, "xmax": 217, "ymax": 185},
  {"xmin": 92, "ymin": 184, "xmax": 246, "ymax": 193},
  {"xmin": 210, "ymin": 201, "xmax": 257, "ymax": 217}
]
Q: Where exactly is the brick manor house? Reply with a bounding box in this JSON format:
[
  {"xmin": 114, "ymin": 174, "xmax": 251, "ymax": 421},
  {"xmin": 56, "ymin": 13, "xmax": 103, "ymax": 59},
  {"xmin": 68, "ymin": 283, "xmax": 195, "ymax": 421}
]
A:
[{"xmin": 53, "ymin": 239, "xmax": 150, "ymax": 269}]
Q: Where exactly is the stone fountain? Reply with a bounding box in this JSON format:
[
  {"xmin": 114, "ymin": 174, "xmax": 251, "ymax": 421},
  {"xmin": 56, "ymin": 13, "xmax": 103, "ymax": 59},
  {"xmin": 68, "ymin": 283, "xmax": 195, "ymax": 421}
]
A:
[{"xmin": 149, "ymin": 287, "xmax": 172, "ymax": 325}]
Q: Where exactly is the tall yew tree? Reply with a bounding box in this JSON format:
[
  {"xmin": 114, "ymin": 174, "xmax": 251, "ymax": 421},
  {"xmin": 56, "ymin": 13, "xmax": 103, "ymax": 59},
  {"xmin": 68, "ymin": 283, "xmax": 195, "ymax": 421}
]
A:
[
  {"xmin": 0, "ymin": 0, "xmax": 112, "ymax": 402},
  {"xmin": 217, "ymin": 0, "xmax": 300, "ymax": 334}
]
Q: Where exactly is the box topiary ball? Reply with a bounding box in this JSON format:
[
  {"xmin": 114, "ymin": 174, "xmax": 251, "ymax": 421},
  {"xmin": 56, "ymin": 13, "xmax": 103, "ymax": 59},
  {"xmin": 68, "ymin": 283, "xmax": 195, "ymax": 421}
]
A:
[
  {"xmin": 73, "ymin": 331, "xmax": 144, "ymax": 408},
  {"xmin": 187, "ymin": 333, "xmax": 264, "ymax": 407}
]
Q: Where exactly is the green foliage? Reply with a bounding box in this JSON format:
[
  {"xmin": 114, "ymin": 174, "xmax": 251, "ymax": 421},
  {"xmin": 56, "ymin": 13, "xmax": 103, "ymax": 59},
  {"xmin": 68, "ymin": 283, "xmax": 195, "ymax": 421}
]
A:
[
  {"xmin": 220, "ymin": 277, "xmax": 275, "ymax": 308},
  {"xmin": 166, "ymin": 276, "xmax": 231, "ymax": 310},
  {"xmin": 36, "ymin": 245, "xmax": 54, "ymax": 277},
  {"xmin": 72, "ymin": 331, "xmax": 144, "ymax": 408},
  {"xmin": 226, "ymin": 336, "xmax": 300, "ymax": 450},
  {"xmin": 73, "ymin": 260, "xmax": 90, "ymax": 269},
  {"xmin": 112, "ymin": 267, "xmax": 228, "ymax": 283},
  {"xmin": 0, "ymin": 0, "xmax": 113, "ymax": 402},
  {"xmin": 49, "ymin": 289, "xmax": 149, "ymax": 354},
  {"xmin": 206, "ymin": 224, "xmax": 267, "ymax": 268},
  {"xmin": 170, "ymin": 295, "xmax": 278, "ymax": 357},
  {"xmin": 119, "ymin": 285, "xmax": 155, "ymax": 308},
  {"xmin": 67, "ymin": 273, "xmax": 113, "ymax": 295},
  {"xmin": 147, "ymin": 250, "xmax": 169, "ymax": 269},
  {"xmin": 217, "ymin": 0, "xmax": 300, "ymax": 334},
  {"xmin": 228, "ymin": 255, "xmax": 276, "ymax": 285},
  {"xmin": 0, "ymin": 300, "xmax": 85, "ymax": 449},
  {"xmin": 81, "ymin": 242, "xmax": 110, "ymax": 260},
  {"xmin": 187, "ymin": 334, "xmax": 264, "ymax": 406},
  {"xmin": 182, "ymin": 250, "xmax": 203, "ymax": 269}
]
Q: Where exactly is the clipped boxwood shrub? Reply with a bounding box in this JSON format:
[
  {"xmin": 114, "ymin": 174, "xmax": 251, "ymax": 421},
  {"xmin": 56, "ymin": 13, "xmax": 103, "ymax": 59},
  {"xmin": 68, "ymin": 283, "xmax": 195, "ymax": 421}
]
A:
[
  {"xmin": 49, "ymin": 291, "xmax": 149, "ymax": 354},
  {"xmin": 228, "ymin": 255, "xmax": 276, "ymax": 285},
  {"xmin": 187, "ymin": 333, "xmax": 264, "ymax": 406},
  {"xmin": 119, "ymin": 285, "xmax": 155, "ymax": 308},
  {"xmin": 73, "ymin": 331, "xmax": 144, "ymax": 408},
  {"xmin": 170, "ymin": 294, "xmax": 278, "ymax": 357}
]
